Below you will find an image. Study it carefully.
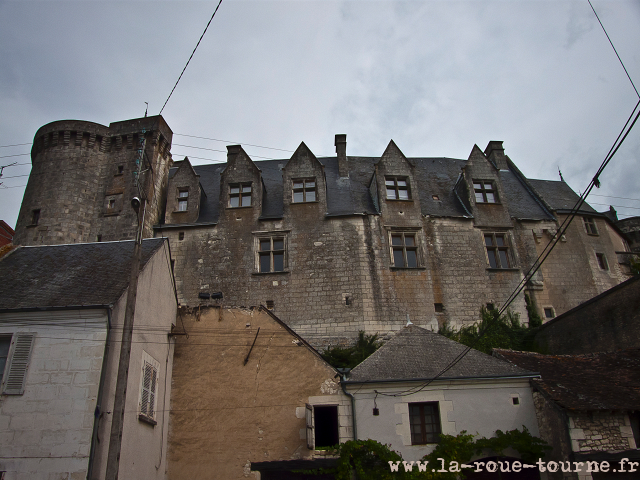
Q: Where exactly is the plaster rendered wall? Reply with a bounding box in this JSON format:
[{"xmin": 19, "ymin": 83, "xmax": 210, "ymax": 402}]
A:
[
  {"xmin": 166, "ymin": 307, "xmax": 352, "ymax": 480},
  {"xmin": 0, "ymin": 309, "xmax": 107, "ymax": 480},
  {"xmin": 90, "ymin": 245, "xmax": 176, "ymax": 480},
  {"xmin": 533, "ymin": 276, "xmax": 640, "ymax": 354},
  {"xmin": 530, "ymin": 215, "xmax": 627, "ymax": 322},
  {"xmin": 350, "ymin": 378, "xmax": 539, "ymax": 462}
]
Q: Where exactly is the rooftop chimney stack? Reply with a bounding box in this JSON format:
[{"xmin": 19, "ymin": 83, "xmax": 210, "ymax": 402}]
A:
[
  {"xmin": 227, "ymin": 145, "xmax": 242, "ymax": 163},
  {"xmin": 484, "ymin": 141, "xmax": 508, "ymax": 170},
  {"xmin": 335, "ymin": 134, "xmax": 348, "ymax": 178}
]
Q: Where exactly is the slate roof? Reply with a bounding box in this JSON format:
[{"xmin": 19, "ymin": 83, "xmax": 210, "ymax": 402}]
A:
[
  {"xmin": 346, "ymin": 325, "xmax": 534, "ymax": 383},
  {"xmin": 527, "ymin": 179, "xmax": 598, "ymax": 214},
  {"xmin": 0, "ymin": 238, "xmax": 166, "ymax": 311},
  {"xmin": 493, "ymin": 349, "xmax": 640, "ymax": 411}
]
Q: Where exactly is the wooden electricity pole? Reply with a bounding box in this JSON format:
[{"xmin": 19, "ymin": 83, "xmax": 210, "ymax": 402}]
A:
[{"xmin": 105, "ymin": 133, "xmax": 148, "ymax": 480}]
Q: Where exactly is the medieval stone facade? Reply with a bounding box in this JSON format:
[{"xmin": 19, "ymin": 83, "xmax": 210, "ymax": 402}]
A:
[{"xmin": 12, "ymin": 115, "xmax": 632, "ymax": 345}]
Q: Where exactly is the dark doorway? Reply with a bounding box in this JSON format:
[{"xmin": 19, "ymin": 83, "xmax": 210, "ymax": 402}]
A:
[{"xmin": 314, "ymin": 405, "xmax": 339, "ymax": 448}]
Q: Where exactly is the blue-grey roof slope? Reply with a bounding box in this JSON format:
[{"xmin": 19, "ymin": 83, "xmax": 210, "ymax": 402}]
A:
[
  {"xmin": 347, "ymin": 325, "xmax": 534, "ymax": 382},
  {"xmin": 528, "ymin": 179, "xmax": 597, "ymax": 214},
  {"xmin": 0, "ymin": 238, "xmax": 166, "ymax": 310}
]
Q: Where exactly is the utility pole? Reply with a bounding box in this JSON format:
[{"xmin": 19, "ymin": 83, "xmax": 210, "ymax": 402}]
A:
[{"xmin": 105, "ymin": 132, "xmax": 147, "ymax": 480}]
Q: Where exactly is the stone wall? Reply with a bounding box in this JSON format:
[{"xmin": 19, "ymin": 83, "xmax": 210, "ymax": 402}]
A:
[
  {"xmin": 13, "ymin": 116, "xmax": 173, "ymax": 246},
  {"xmin": 534, "ymin": 275, "xmax": 640, "ymax": 354},
  {"xmin": 569, "ymin": 412, "xmax": 636, "ymax": 453}
]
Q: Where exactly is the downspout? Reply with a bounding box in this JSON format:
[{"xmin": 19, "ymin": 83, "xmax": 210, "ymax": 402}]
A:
[
  {"xmin": 340, "ymin": 374, "xmax": 357, "ymax": 441},
  {"xmin": 87, "ymin": 307, "xmax": 112, "ymax": 480}
]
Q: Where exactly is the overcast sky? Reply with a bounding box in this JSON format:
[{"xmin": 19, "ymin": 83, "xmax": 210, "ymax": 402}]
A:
[{"xmin": 1, "ymin": 0, "xmax": 639, "ymax": 228}]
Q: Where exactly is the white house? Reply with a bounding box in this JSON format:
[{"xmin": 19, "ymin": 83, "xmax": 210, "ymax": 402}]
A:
[
  {"xmin": 343, "ymin": 325, "xmax": 540, "ymax": 464},
  {"xmin": 0, "ymin": 238, "xmax": 176, "ymax": 480}
]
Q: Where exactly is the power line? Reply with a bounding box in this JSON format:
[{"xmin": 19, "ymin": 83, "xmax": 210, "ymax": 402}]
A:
[
  {"xmin": 588, "ymin": 0, "xmax": 639, "ymax": 98},
  {"xmin": 174, "ymin": 133, "xmax": 294, "ymax": 153},
  {"xmin": 0, "ymin": 143, "xmax": 31, "ymax": 149},
  {"xmin": 159, "ymin": 0, "xmax": 224, "ymax": 115}
]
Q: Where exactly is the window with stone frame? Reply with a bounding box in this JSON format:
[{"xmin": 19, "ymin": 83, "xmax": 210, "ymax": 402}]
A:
[
  {"xmin": 139, "ymin": 351, "xmax": 160, "ymax": 425},
  {"xmin": 292, "ymin": 178, "xmax": 316, "ymax": 203},
  {"xmin": 583, "ymin": 217, "xmax": 599, "ymax": 236},
  {"xmin": 177, "ymin": 188, "xmax": 189, "ymax": 212},
  {"xmin": 229, "ymin": 182, "xmax": 252, "ymax": 208},
  {"xmin": 385, "ymin": 176, "xmax": 411, "ymax": 200},
  {"xmin": 484, "ymin": 232, "xmax": 513, "ymax": 269},
  {"xmin": 257, "ymin": 235, "xmax": 286, "ymax": 273},
  {"xmin": 390, "ymin": 231, "xmax": 419, "ymax": 268},
  {"xmin": 473, "ymin": 180, "xmax": 498, "ymax": 204},
  {"xmin": 409, "ymin": 402, "xmax": 441, "ymax": 445},
  {"xmin": 596, "ymin": 252, "xmax": 608, "ymax": 270}
]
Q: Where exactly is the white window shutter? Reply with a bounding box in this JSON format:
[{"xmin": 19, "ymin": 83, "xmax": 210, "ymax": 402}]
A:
[
  {"xmin": 139, "ymin": 352, "xmax": 160, "ymax": 422},
  {"xmin": 306, "ymin": 403, "xmax": 314, "ymax": 450},
  {"xmin": 2, "ymin": 334, "xmax": 35, "ymax": 395}
]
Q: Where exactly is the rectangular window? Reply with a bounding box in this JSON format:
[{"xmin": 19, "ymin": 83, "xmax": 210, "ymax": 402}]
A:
[
  {"xmin": 596, "ymin": 252, "xmax": 608, "ymax": 270},
  {"xmin": 229, "ymin": 182, "xmax": 252, "ymax": 208},
  {"xmin": 584, "ymin": 217, "xmax": 599, "ymax": 235},
  {"xmin": 409, "ymin": 402, "xmax": 441, "ymax": 445},
  {"xmin": 544, "ymin": 307, "xmax": 555, "ymax": 319},
  {"xmin": 306, "ymin": 404, "xmax": 339, "ymax": 449},
  {"xmin": 31, "ymin": 209, "xmax": 40, "ymax": 226},
  {"xmin": 385, "ymin": 177, "xmax": 411, "ymax": 200},
  {"xmin": 485, "ymin": 233, "xmax": 512, "ymax": 269},
  {"xmin": 391, "ymin": 232, "xmax": 418, "ymax": 268},
  {"xmin": 258, "ymin": 237, "xmax": 285, "ymax": 273},
  {"xmin": 139, "ymin": 352, "xmax": 160, "ymax": 425},
  {"xmin": 292, "ymin": 178, "xmax": 316, "ymax": 203},
  {"xmin": 474, "ymin": 180, "xmax": 498, "ymax": 203},
  {"xmin": 177, "ymin": 189, "xmax": 189, "ymax": 212},
  {"xmin": 0, "ymin": 337, "xmax": 11, "ymax": 387}
]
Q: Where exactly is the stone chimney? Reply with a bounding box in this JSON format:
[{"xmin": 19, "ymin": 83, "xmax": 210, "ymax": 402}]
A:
[
  {"xmin": 484, "ymin": 141, "xmax": 508, "ymax": 170},
  {"xmin": 335, "ymin": 134, "xmax": 348, "ymax": 177},
  {"xmin": 227, "ymin": 145, "xmax": 241, "ymax": 163}
]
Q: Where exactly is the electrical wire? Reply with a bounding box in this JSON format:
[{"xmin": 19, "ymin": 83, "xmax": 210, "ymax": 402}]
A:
[
  {"xmin": 588, "ymin": 0, "xmax": 639, "ymax": 98},
  {"xmin": 174, "ymin": 133, "xmax": 293, "ymax": 153},
  {"xmin": 159, "ymin": 0, "xmax": 224, "ymax": 115}
]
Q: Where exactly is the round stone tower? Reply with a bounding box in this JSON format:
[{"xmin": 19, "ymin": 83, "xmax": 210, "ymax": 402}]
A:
[{"xmin": 13, "ymin": 116, "xmax": 173, "ymax": 246}]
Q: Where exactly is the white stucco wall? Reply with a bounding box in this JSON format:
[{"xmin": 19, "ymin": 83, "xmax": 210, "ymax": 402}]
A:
[
  {"xmin": 91, "ymin": 243, "xmax": 177, "ymax": 480},
  {"xmin": 0, "ymin": 309, "xmax": 108, "ymax": 480},
  {"xmin": 349, "ymin": 377, "xmax": 539, "ymax": 461}
]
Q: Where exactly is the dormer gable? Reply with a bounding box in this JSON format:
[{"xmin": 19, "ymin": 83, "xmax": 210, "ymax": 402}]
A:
[
  {"xmin": 376, "ymin": 139, "xmax": 415, "ymax": 170},
  {"xmin": 220, "ymin": 145, "xmax": 263, "ymax": 219},
  {"xmin": 461, "ymin": 143, "xmax": 512, "ymax": 228},
  {"xmin": 164, "ymin": 156, "xmax": 201, "ymax": 225},
  {"xmin": 282, "ymin": 142, "xmax": 326, "ymax": 213}
]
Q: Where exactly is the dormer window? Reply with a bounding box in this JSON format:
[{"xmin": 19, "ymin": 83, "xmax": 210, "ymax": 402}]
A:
[
  {"xmin": 292, "ymin": 178, "xmax": 316, "ymax": 203},
  {"xmin": 584, "ymin": 217, "xmax": 598, "ymax": 236},
  {"xmin": 229, "ymin": 183, "xmax": 252, "ymax": 208},
  {"xmin": 177, "ymin": 189, "xmax": 189, "ymax": 212},
  {"xmin": 385, "ymin": 177, "xmax": 411, "ymax": 200},
  {"xmin": 474, "ymin": 180, "xmax": 498, "ymax": 203}
]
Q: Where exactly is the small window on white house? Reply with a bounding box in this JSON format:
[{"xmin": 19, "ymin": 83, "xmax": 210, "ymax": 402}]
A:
[
  {"xmin": 139, "ymin": 352, "xmax": 160, "ymax": 425},
  {"xmin": 1, "ymin": 334, "xmax": 35, "ymax": 395}
]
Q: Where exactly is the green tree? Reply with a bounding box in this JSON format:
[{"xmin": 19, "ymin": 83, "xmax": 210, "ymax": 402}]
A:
[{"xmin": 322, "ymin": 331, "xmax": 382, "ymax": 369}]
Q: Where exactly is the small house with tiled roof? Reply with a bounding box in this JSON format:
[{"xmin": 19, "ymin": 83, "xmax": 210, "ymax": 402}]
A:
[
  {"xmin": 494, "ymin": 348, "xmax": 640, "ymax": 479},
  {"xmin": 0, "ymin": 238, "xmax": 177, "ymax": 480},
  {"xmin": 342, "ymin": 325, "xmax": 540, "ymax": 462}
]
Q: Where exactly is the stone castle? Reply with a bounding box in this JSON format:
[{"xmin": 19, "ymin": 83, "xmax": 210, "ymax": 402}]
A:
[{"xmin": 13, "ymin": 115, "xmax": 632, "ymax": 344}]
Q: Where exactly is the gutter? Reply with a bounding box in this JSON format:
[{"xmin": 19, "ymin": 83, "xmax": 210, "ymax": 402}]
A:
[
  {"xmin": 87, "ymin": 306, "xmax": 112, "ymax": 480},
  {"xmin": 340, "ymin": 376, "xmax": 357, "ymax": 441},
  {"xmin": 342, "ymin": 373, "xmax": 540, "ymax": 385},
  {"xmin": 0, "ymin": 304, "xmax": 115, "ymax": 314}
]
